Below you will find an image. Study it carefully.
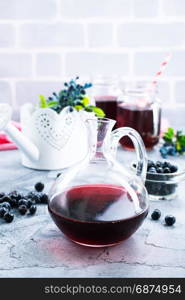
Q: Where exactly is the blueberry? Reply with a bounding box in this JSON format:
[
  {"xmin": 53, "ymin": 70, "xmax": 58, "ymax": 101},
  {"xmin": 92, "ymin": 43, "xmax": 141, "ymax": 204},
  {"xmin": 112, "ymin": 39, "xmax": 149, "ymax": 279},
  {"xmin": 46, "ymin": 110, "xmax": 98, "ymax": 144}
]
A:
[
  {"xmin": 4, "ymin": 194, "xmax": 18, "ymax": 208},
  {"xmin": 26, "ymin": 191, "xmax": 36, "ymax": 199},
  {"xmin": 160, "ymin": 147, "xmax": 168, "ymax": 158},
  {"xmin": 18, "ymin": 199, "xmax": 28, "ymax": 207},
  {"xmin": 8, "ymin": 191, "xmax": 22, "ymax": 201},
  {"xmin": 163, "ymin": 167, "xmax": 171, "ymax": 173},
  {"xmin": 18, "ymin": 205, "xmax": 27, "ymax": 215},
  {"xmin": 156, "ymin": 167, "xmax": 163, "ymax": 173},
  {"xmin": 0, "ymin": 207, "xmax": 8, "ymax": 218},
  {"xmin": 4, "ymin": 212, "xmax": 14, "ymax": 223},
  {"xmin": 9, "ymin": 198, "xmax": 17, "ymax": 208},
  {"xmin": 26, "ymin": 199, "xmax": 33, "ymax": 209},
  {"xmin": 168, "ymin": 146, "xmax": 176, "ymax": 156},
  {"xmin": 151, "ymin": 209, "xmax": 161, "ymax": 220},
  {"xmin": 156, "ymin": 161, "xmax": 162, "ymax": 167},
  {"xmin": 147, "ymin": 160, "xmax": 155, "ymax": 169},
  {"xmin": 170, "ymin": 165, "xmax": 178, "ymax": 173},
  {"xmin": 148, "ymin": 167, "xmax": 157, "ymax": 173},
  {"xmin": 29, "ymin": 205, "xmax": 37, "ymax": 215},
  {"xmin": 165, "ymin": 215, "xmax": 176, "ymax": 226},
  {"xmin": 0, "ymin": 192, "xmax": 5, "ymax": 198},
  {"xmin": 163, "ymin": 161, "xmax": 171, "ymax": 168},
  {"xmin": 0, "ymin": 202, "xmax": 11, "ymax": 210},
  {"xmin": 0, "ymin": 195, "xmax": 11, "ymax": 203},
  {"xmin": 34, "ymin": 182, "xmax": 44, "ymax": 192},
  {"xmin": 40, "ymin": 193, "xmax": 48, "ymax": 204},
  {"xmin": 26, "ymin": 191, "xmax": 40, "ymax": 203},
  {"xmin": 32, "ymin": 193, "xmax": 41, "ymax": 204}
]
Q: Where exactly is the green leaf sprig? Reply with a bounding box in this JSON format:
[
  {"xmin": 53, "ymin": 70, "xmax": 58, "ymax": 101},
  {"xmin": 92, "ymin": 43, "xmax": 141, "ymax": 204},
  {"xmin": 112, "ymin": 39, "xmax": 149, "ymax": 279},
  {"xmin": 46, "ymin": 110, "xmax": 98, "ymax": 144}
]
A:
[
  {"xmin": 160, "ymin": 128, "xmax": 185, "ymax": 158},
  {"xmin": 38, "ymin": 77, "xmax": 105, "ymax": 118}
]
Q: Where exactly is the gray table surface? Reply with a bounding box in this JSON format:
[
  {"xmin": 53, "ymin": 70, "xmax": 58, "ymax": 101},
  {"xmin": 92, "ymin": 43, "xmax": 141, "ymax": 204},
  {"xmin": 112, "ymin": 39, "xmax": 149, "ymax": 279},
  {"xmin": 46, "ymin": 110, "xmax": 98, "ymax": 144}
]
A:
[
  {"xmin": 0, "ymin": 107, "xmax": 185, "ymax": 278},
  {"xmin": 0, "ymin": 148, "xmax": 185, "ymax": 278}
]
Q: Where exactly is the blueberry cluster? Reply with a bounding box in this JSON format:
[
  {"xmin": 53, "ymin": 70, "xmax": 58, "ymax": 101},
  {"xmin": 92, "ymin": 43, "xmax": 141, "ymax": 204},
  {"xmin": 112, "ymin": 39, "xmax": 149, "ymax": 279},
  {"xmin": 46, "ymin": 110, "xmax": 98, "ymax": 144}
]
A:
[
  {"xmin": 0, "ymin": 182, "xmax": 48, "ymax": 224},
  {"xmin": 160, "ymin": 144, "xmax": 177, "ymax": 159},
  {"xmin": 147, "ymin": 160, "xmax": 178, "ymax": 174},
  {"xmin": 47, "ymin": 77, "xmax": 92, "ymax": 113},
  {"xmin": 160, "ymin": 128, "xmax": 185, "ymax": 158},
  {"xmin": 133, "ymin": 160, "xmax": 179, "ymax": 198},
  {"xmin": 151, "ymin": 209, "xmax": 176, "ymax": 226}
]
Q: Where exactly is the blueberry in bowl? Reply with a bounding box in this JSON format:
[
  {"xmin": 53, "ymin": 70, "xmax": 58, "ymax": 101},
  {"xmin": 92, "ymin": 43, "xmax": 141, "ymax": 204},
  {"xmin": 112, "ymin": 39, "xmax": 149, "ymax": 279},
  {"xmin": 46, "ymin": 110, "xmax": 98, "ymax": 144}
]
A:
[{"xmin": 132, "ymin": 160, "xmax": 185, "ymax": 200}]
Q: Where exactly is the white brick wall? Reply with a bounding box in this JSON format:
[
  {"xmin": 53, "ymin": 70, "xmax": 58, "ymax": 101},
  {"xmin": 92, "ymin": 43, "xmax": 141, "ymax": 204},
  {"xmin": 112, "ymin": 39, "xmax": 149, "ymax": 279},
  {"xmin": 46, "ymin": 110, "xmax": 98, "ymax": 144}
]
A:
[{"xmin": 0, "ymin": 0, "xmax": 185, "ymax": 111}]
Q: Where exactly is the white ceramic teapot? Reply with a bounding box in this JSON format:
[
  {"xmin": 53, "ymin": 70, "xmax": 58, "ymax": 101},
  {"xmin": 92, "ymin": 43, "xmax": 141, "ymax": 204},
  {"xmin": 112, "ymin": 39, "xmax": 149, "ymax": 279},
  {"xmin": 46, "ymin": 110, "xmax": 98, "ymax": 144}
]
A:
[{"xmin": 0, "ymin": 103, "xmax": 92, "ymax": 170}]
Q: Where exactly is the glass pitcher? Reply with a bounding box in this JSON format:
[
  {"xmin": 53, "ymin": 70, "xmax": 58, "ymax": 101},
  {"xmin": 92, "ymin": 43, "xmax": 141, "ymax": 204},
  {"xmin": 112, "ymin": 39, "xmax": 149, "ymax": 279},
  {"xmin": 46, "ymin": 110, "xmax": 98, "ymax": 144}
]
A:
[
  {"xmin": 48, "ymin": 118, "xmax": 149, "ymax": 247},
  {"xmin": 117, "ymin": 82, "xmax": 161, "ymax": 150}
]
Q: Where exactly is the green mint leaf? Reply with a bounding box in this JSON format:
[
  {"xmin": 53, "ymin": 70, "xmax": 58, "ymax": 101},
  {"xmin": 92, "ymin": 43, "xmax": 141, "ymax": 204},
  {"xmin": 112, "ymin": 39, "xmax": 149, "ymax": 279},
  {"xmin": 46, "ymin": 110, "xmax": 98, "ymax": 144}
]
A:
[
  {"xmin": 163, "ymin": 127, "xmax": 175, "ymax": 143},
  {"xmin": 47, "ymin": 101, "xmax": 59, "ymax": 107},
  {"xmin": 74, "ymin": 105, "xmax": 83, "ymax": 111},
  {"xmin": 87, "ymin": 105, "xmax": 105, "ymax": 117},
  {"xmin": 39, "ymin": 95, "xmax": 48, "ymax": 108},
  {"xmin": 84, "ymin": 106, "xmax": 93, "ymax": 113}
]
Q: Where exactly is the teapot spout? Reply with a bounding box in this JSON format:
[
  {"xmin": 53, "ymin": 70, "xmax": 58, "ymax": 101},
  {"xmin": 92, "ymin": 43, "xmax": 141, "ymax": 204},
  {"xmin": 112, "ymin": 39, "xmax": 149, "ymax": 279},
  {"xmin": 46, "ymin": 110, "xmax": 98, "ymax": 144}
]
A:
[
  {"xmin": 5, "ymin": 123, "xmax": 39, "ymax": 162},
  {"xmin": 0, "ymin": 103, "xmax": 39, "ymax": 162}
]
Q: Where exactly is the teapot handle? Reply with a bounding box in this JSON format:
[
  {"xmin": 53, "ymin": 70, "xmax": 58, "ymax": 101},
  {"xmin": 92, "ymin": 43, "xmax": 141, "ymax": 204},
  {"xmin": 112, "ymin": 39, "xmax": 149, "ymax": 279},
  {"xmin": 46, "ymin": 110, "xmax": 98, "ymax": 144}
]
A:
[{"xmin": 110, "ymin": 127, "xmax": 147, "ymax": 182}]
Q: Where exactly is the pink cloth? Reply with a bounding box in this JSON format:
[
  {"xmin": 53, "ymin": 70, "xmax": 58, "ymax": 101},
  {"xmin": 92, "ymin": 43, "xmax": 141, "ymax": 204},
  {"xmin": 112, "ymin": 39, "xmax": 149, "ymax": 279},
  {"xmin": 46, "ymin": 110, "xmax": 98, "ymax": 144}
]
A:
[{"xmin": 0, "ymin": 121, "xmax": 21, "ymax": 151}]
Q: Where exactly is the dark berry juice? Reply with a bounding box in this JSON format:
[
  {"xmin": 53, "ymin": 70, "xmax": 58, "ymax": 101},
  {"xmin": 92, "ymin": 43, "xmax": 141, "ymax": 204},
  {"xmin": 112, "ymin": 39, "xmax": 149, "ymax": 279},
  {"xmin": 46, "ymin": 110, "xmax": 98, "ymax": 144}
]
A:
[
  {"xmin": 95, "ymin": 96, "xmax": 117, "ymax": 121},
  {"xmin": 48, "ymin": 184, "xmax": 148, "ymax": 247},
  {"xmin": 117, "ymin": 103, "xmax": 161, "ymax": 149}
]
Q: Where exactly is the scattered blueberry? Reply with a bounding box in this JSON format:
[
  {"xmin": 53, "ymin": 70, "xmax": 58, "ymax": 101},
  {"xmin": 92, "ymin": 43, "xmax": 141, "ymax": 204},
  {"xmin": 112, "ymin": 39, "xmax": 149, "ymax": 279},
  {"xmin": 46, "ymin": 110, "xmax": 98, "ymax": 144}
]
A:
[
  {"xmin": 4, "ymin": 212, "xmax": 14, "ymax": 223},
  {"xmin": 26, "ymin": 199, "xmax": 33, "ymax": 209},
  {"xmin": 27, "ymin": 191, "xmax": 37, "ymax": 199},
  {"xmin": 40, "ymin": 193, "xmax": 48, "ymax": 204},
  {"xmin": 0, "ymin": 181, "xmax": 50, "ymax": 224},
  {"xmin": 27, "ymin": 191, "xmax": 40, "ymax": 203},
  {"xmin": 160, "ymin": 146, "xmax": 168, "ymax": 158},
  {"xmin": 0, "ymin": 207, "xmax": 8, "ymax": 218},
  {"xmin": 8, "ymin": 191, "xmax": 22, "ymax": 201},
  {"xmin": 29, "ymin": 205, "xmax": 37, "ymax": 215},
  {"xmin": 168, "ymin": 146, "xmax": 176, "ymax": 156},
  {"xmin": 165, "ymin": 215, "xmax": 176, "ymax": 226},
  {"xmin": 151, "ymin": 209, "xmax": 161, "ymax": 220},
  {"xmin": 9, "ymin": 198, "xmax": 18, "ymax": 208},
  {"xmin": 18, "ymin": 199, "xmax": 28, "ymax": 207},
  {"xmin": 18, "ymin": 205, "xmax": 27, "ymax": 215},
  {"xmin": 34, "ymin": 182, "xmax": 44, "ymax": 192},
  {"xmin": 0, "ymin": 202, "xmax": 11, "ymax": 210},
  {"xmin": 0, "ymin": 196, "xmax": 11, "ymax": 203},
  {"xmin": 0, "ymin": 192, "xmax": 5, "ymax": 198},
  {"xmin": 160, "ymin": 144, "xmax": 178, "ymax": 158}
]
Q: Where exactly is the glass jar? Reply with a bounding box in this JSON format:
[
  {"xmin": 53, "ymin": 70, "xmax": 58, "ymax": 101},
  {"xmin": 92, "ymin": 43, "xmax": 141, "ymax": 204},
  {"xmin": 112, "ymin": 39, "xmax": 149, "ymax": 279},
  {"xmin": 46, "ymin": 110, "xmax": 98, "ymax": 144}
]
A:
[
  {"xmin": 92, "ymin": 76, "xmax": 121, "ymax": 122},
  {"xmin": 117, "ymin": 82, "xmax": 161, "ymax": 150}
]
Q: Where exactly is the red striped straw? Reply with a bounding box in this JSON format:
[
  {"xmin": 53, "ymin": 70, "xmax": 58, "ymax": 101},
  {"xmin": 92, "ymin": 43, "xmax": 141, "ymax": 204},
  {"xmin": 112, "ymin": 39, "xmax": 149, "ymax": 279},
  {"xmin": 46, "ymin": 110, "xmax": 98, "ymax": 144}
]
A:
[{"xmin": 149, "ymin": 53, "xmax": 172, "ymax": 93}]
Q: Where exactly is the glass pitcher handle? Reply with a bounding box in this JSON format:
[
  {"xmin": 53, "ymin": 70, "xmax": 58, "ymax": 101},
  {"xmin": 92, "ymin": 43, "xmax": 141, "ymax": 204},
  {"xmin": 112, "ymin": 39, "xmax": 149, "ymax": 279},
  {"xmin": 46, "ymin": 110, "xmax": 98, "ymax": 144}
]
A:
[{"xmin": 110, "ymin": 127, "xmax": 148, "ymax": 182}]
